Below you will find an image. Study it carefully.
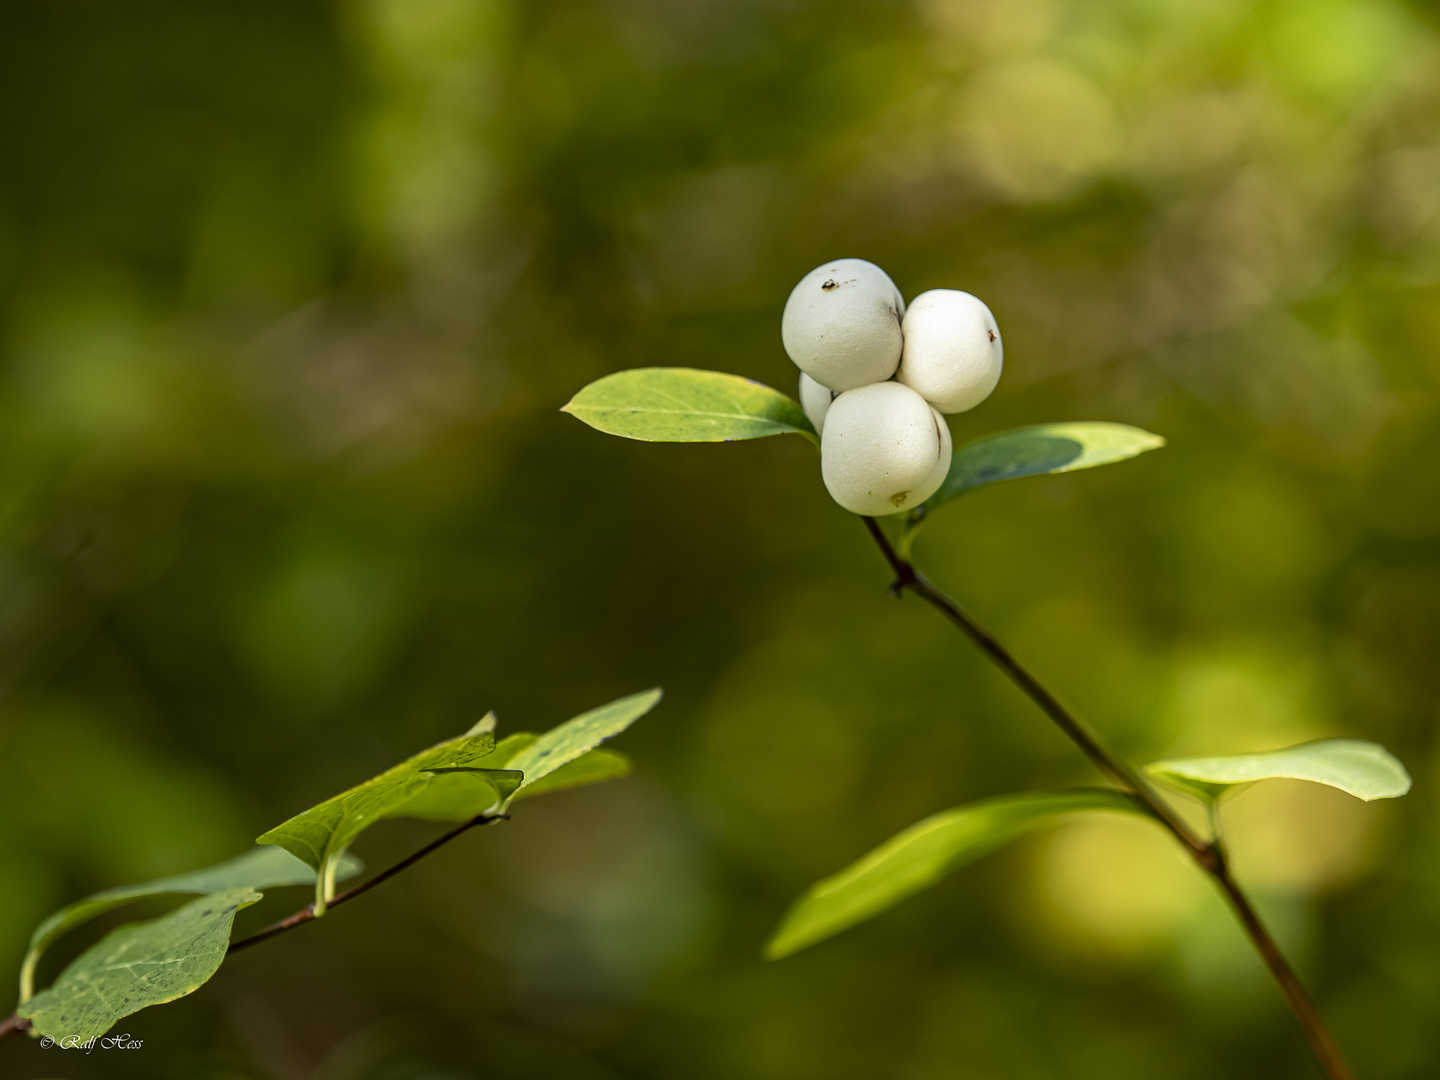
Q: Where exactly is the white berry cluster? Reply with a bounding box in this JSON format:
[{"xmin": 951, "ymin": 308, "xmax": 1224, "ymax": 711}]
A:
[{"xmin": 782, "ymin": 258, "xmax": 1003, "ymax": 516}]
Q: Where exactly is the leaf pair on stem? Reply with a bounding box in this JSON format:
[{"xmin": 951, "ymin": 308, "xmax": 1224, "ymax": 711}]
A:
[
  {"xmin": 563, "ymin": 367, "xmax": 1163, "ymax": 553},
  {"xmin": 769, "ymin": 739, "xmax": 1409, "ymax": 960}
]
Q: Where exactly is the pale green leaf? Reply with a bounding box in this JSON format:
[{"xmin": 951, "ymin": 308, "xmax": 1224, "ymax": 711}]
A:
[
  {"xmin": 503, "ymin": 688, "xmax": 661, "ymax": 799},
  {"xmin": 766, "ymin": 789, "xmax": 1141, "ymax": 960},
  {"xmin": 1145, "ymin": 739, "xmax": 1412, "ymax": 803},
  {"xmin": 406, "ymin": 734, "xmax": 633, "ymax": 818},
  {"xmin": 18, "ymin": 887, "xmax": 262, "ymax": 1041},
  {"xmin": 387, "ymin": 732, "xmax": 532, "ymax": 821},
  {"xmin": 466, "ymin": 710, "xmax": 498, "ymax": 736},
  {"xmin": 256, "ymin": 727, "xmax": 501, "ymax": 911},
  {"xmin": 492, "ymin": 732, "xmax": 539, "ymax": 761},
  {"xmin": 395, "ymin": 768, "xmax": 524, "ymax": 822},
  {"xmin": 562, "ymin": 368, "xmax": 817, "ymax": 445},
  {"xmin": 19, "ymin": 846, "xmax": 360, "ymax": 1004},
  {"xmin": 924, "ymin": 422, "xmax": 1165, "ymax": 512},
  {"xmin": 513, "ymin": 747, "xmax": 632, "ymax": 801}
]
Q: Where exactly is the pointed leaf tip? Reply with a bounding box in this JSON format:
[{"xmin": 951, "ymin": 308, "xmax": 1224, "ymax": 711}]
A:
[{"xmin": 468, "ymin": 712, "xmax": 498, "ymax": 736}]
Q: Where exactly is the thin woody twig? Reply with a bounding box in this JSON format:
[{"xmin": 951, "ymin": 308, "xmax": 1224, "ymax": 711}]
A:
[
  {"xmin": 860, "ymin": 516, "xmax": 1354, "ymax": 1080},
  {"xmin": 0, "ymin": 814, "xmax": 507, "ymax": 1042},
  {"xmin": 227, "ymin": 813, "xmax": 505, "ymax": 955}
]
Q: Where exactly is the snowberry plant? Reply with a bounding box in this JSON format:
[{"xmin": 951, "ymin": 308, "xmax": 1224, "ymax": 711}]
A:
[
  {"xmin": 0, "ymin": 690, "xmax": 661, "ymax": 1046},
  {"xmin": 562, "ymin": 258, "xmax": 1409, "ymax": 1080}
]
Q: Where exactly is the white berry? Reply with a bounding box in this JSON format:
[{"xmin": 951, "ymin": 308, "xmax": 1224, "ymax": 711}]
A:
[
  {"xmin": 820, "ymin": 382, "xmax": 953, "ymax": 516},
  {"xmin": 895, "ymin": 290, "xmax": 1003, "ymax": 413},
  {"xmin": 782, "ymin": 259, "xmax": 906, "ymax": 392},
  {"xmin": 918, "ymin": 403, "xmax": 953, "ymax": 498},
  {"xmin": 799, "ymin": 373, "xmax": 836, "ymax": 436}
]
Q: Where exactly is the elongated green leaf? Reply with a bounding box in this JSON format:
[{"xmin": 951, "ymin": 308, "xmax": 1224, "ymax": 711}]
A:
[
  {"xmin": 257, "ymin": 728, "xmax": 501, "ymax": 912},
  {"xmin": 514, "ymin": 747, "xmax": 631, "ymax": 801},
  {"xmin": 399, "ymin": 732, "xmax": 534, "ymax": 821},
  {"xmin": 19, "ymin": 846, "xmax": 360, "ymax": 1004},
  {"xmin": 563, "ymin": 368, "xmax": 817, "ymax": 445},
  {"xmin": 767, "ymin": 789, "xmax": 1141, "ymax": 960},
  {"xmin": 395, "ymin": 767, "xmax": 525, "ymax": 822},
  {"xmin": 503, "ymin": 688, "xmax": 662, "ymax": 798},
  {"xmin": 924, "ymin": 422, "xmax": 1165, "ymax": 512},
  {"xmin": 401, "ymin": 734, "xmax": 632, "ymax": 820},
  {"xmin": 1145, "ymin": 739, "xmax": 1412, "ymax": 803},
  {"xmin": 18, "ymin": 887, "xmax": 262, "ymax": 1041}
]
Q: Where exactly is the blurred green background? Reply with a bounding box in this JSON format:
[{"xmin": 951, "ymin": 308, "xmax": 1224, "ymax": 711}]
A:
[{"xmin": 2, "ymin": 0, "xmax": 1438, "ymax": 1076}]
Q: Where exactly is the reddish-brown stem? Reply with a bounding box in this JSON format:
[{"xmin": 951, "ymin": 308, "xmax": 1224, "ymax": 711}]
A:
[
  {"xmin": 0, "ymin": 1014, "xmax": 30, "ymax": 1039},
  {"xmin": 861, "ymin": 516, "xmax": 1354, "ymax": 1080}
]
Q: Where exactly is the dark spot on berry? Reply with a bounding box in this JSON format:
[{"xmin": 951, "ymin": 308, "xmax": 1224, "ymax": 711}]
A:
[{"xmin": 821, "ymin": 279, "xmax": 838, "ymax": 291}]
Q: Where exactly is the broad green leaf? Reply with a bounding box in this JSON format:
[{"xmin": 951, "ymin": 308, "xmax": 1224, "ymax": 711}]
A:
[
  {"xmin": 257, "ymin": 728, "xmax": 502, "ymax": 913},
  {"xmin": 399, "ymin": 732, "xmax": 534, "ymax": 821},
  {"xmin": 395, "ymin": 767, "xmax": 525, "ymax": 822},
  {"xmin": 513, "ymin": 747, "xmax": 631, "ymax": 801},
  {"xmin": 1145, "ymin": 739, "xmax": 1411, "ymax": 803},
  {"xmin": 562, "ymin": 368, "xmax": 817, "ymax": 445},
  {"xmin": 18, "ymin": 887, "xmax": 262, "ymax": 1041},
  {"xmin": 403, "ymin": 734, "xmax": 633, "ymax": 819},
  {"xmin": 767, "ymin": 789, "xmax": 1141, "ymax": 960},
  {"xmin": 924, "ymin": 422, "xmax": 1165, "ymax": 513},
  {"xmin": 503, "ymin": 688, "xmax": 662, "ymax": 798},
  {"xmin": 19, "ymin": 845, "xmax": 360, "ymax": 1003}
]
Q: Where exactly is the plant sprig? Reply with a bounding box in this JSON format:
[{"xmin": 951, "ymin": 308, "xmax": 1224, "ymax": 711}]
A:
[
  {"xmin": 3, "ymin": 689, "xmax": 661, "ymax": 1045},
  {"xmin": 560, "ymin": 363, "xmax": 1410, "ymax": 1080}
]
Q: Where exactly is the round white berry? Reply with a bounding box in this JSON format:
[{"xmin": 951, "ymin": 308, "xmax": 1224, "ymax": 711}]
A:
[
  {"xmin": 782, "ymin": 259, "xmax": 906, "ymax": 392},
  {"xmin": 798, "ymin": 372, "xmax": 836, "ymax": 436},
  {"xmin": 820, "ymin": 382, "xmax": 953, "ymax": 516},
  {"xmin": 895, "ymin": 289, "xmax": 1003, "ymax": 414}
]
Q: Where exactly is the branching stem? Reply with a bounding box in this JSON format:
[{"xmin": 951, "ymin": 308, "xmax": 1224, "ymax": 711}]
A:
[
  {"xmin": 0, "ymin": 516, "xmax": 1358, "ymax": 1080},
  {"xmin": 0, "ymin": 813, "xmax": 506, "ymax": 1041},
  {"xmin": 860, "ymin": 516, "xmax": 1355, "ymax": 1080}
]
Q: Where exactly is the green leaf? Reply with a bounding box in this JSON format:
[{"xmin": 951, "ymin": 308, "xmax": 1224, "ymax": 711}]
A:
[
  {"xmin": 18, "ymin": 887, "xmax": 262, "ymax": 1041},
  {"xmin": 562, "ymin": 368, "xmax": 818, "ymax": 445},
  {"xmin": 403, "ymin": 734, "xmax": 633, "ymax": 819},
  {"xmin": 513, "ymin": 747, "xmax": 632, "ymax": 801},
  {"xmin": 924, "ymin": 422, "xmax": 1165, "ymax": 513},
  {"xmin": 254, "ymin": 694, "xmax": 657, "ymax": 914},
  {"xmin": 1145, "ymin": 739, "xmax": 1412, "ymax": 803},
  {"xmin": 766, "ymin": 789, "xmax": 1141, "ymax": 960},
  {"xmin": 256, "ymin": 727, "xmax": 502, "ymax": 913},
  {"xmin": 395, "ymin": 767, "xmax": 525, "ymax": 822},
  {"xmin": 503, "ymin": 688, "xmax": 662, "ymax": 799},
  {"xmin": 19, "ymin": 846, "xmax": 360, "ymax": 1004}
]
